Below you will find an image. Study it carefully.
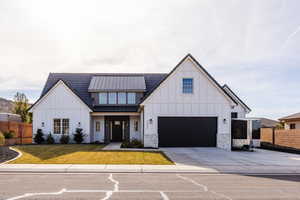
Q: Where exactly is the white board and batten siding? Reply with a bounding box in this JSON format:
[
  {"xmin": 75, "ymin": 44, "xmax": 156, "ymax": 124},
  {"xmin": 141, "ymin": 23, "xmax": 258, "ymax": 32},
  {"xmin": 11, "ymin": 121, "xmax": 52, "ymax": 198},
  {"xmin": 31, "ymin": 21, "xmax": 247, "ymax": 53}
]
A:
[
  {"xmin": 130, "ymin": 116, "xmax": 141, "ymax": 141},
  {"xmin": 231, "ymin": 104, "xmax": 247, "ymax": 118},
  {"xmin": 141, "ymin": 57, "xmax": 235, "ymax": 150},
  {"xmin": 30, "ymin": 81, "xmax": 91, "ymax": 143}
]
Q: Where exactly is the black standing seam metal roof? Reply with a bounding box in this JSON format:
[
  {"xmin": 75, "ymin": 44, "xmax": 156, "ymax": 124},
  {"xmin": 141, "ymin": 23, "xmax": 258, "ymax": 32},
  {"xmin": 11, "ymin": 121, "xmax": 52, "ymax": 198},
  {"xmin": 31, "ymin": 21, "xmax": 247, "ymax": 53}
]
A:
[{"xmin": 31, "ymin": 54, "xmax": 241, "ymax": 112}]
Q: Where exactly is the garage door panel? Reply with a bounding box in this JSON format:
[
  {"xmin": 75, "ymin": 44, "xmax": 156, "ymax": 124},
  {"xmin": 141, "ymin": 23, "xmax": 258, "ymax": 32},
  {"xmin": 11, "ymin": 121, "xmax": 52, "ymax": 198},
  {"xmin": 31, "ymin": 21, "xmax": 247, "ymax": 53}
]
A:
[{"xmin": 158, "ymin": 117, "xmax": 217, "ymax": 147}]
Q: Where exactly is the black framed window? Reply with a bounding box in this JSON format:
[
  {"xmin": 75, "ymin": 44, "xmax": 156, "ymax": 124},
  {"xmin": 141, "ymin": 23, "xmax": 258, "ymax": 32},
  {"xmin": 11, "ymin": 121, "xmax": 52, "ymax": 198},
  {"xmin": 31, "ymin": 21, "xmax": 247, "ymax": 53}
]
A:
[
  {"xmin": 232, "ymin": 120, "xmax": 247, "ymax": 139},
  {"xmin": 117, "ymin": 92, "xmax": 126, "ymax": 104},
  {"xmin": 127, "ymin": 92, "xmax": 136, "ymax": 104},
  {"xmin": 53, "ymin": 119, "xmax": 61, "ymax": 134},
  {"xmin": 62, "ymin": 119, "xmax": 70, "ymax": 134},
  {"xmin": 108, "ymin": 92, "xmax": 117, "ymax": 104},
  {"xmin": 290, "ymin": 123, "xmax": 296, "ymax": 129},
  {"xmin": 252, "ymin": 120, "xmax": 261, "ymax": 139},
  {"xmin": 231, "ymin": 112, "xmax": 238, "ymax": 119},
  {"xmin": 99, "ymin": 92, "xmax": 107, "ymax": 104}
]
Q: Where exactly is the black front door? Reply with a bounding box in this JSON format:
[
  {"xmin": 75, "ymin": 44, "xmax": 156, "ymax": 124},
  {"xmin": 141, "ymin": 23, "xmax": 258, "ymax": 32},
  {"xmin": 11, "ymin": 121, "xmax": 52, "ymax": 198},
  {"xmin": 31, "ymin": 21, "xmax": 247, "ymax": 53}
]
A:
[{"xmin": 111, "ymin": 120, "xmax": 123, "ymax": 142}]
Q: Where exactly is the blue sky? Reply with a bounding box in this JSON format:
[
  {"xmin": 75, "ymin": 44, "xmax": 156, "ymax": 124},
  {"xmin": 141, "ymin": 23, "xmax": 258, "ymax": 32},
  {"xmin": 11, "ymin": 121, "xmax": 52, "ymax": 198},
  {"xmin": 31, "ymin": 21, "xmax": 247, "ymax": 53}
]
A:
[{"xmin": 0, "ymin": 0, "xmax": 299, "ymax": 119}]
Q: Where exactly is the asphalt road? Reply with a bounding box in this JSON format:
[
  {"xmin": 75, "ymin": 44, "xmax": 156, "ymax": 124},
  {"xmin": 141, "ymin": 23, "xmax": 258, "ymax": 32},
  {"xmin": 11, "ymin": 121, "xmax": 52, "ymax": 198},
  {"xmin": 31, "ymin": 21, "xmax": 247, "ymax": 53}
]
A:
[{"xmin": 0, "ymin": 173, "xmax": 300, "ymax": 200}]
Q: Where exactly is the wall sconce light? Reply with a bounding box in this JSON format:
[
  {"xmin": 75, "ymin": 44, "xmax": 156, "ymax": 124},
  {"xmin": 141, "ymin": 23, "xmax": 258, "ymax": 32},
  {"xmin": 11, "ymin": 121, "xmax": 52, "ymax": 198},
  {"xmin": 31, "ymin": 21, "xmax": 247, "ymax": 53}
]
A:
[
  {"xmin": 78, "ymin": 122, "xmax": 81, "ymax": 127},
  {"xmin": 149, "ymin": 119, "xmax": 153, "ymax": 124},
  {"xmin": 41, "ymin": 122, "xmax": 44, "ymax": 127},
  {"xmin": 231, "ymin": 105, "xmax": 235, "ymax": 109},
  {"xmin": 223, "ymin": 118, "xmax": 227, "ymax": 124},
  {"xmin": 134, "ymin": 120, "xmax": 138, "ymax": 131}
]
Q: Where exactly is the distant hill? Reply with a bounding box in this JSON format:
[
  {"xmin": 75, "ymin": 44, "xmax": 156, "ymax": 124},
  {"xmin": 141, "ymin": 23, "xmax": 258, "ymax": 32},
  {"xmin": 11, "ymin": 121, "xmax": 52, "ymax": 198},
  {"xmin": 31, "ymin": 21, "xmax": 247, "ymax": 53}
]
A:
[{"xmin": 0, "ymin": 97, "xmax": 14, "ymax": 113}]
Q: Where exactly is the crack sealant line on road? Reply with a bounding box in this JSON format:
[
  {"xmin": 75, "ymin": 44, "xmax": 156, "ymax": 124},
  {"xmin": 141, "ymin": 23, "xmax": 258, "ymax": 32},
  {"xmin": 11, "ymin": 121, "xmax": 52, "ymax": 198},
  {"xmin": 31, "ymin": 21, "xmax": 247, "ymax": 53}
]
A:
[{"xmin": 176, "ymin": 174, "xmax": 233, "ymax": 200}]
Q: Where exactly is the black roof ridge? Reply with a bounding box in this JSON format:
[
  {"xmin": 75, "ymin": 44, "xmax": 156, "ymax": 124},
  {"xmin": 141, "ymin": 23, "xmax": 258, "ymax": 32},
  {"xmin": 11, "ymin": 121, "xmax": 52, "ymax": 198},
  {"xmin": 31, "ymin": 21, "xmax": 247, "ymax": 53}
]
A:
[
  {"xmin": 49, "ymin": 72, "xmax": 168, "ymax": 75},
  {"xmin": 223, "ymin": 84, "xmax": 251, "ymax": 111},
  {"xmin": 140, "ymin": 53, "xmax": 238, "ymax": 105}
]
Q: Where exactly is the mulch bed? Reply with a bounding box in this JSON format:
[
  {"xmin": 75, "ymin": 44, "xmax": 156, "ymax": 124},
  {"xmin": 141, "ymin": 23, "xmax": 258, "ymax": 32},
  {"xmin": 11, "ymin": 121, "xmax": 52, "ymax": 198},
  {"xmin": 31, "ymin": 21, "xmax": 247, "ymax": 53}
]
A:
[{"xmin": 0, "ymin": 146, "xmax": 19, "ymax": 163}]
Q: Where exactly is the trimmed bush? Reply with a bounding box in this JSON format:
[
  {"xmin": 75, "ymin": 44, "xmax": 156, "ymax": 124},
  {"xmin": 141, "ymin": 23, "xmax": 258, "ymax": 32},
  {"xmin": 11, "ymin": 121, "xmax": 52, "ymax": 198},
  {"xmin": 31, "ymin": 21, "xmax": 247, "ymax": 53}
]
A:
[
  {"xmin": 73, "ymin": 128, "xmax": 85, "ymax": 144},
  {"xmin": 46, "ymin": 133, "xmax": 55, "ymax": 144},
  {"xmin": 0, "ymin": 132, "xmax": 5, "ymax": 146},
  {"xmin": 34, "ymin": 129, "xmax": 45, "ymax": 144},
  {"xmin": 3, "ymin": 131, "xmax": 14, "ymax": 139},
  {"xmin": 121, "ymin": 139, "xmax": 143, "ymax": 148},
  {"xmin": 60, "ymin": 134, "xmax": 70, "ymax": 144}
]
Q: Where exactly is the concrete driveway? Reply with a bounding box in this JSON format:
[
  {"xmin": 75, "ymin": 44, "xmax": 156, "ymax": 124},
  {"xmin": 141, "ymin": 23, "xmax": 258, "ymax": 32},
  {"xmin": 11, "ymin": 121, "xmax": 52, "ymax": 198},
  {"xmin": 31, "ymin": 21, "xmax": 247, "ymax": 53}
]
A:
[{"xmin": 161, "ymin": 148, "xmax": 300, "ymax": 173}]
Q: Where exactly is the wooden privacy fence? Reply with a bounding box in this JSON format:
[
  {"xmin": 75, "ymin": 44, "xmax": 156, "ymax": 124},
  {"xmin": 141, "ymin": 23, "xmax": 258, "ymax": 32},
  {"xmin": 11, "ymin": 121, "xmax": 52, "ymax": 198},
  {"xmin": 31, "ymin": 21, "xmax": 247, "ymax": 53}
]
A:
[
  {"xmin": 0, "ymin": 121, "xmax": 32, "ymax": 145},
  {"xmin": 261, "ymin": 128, "xmax": 300, "ymax": 149}
]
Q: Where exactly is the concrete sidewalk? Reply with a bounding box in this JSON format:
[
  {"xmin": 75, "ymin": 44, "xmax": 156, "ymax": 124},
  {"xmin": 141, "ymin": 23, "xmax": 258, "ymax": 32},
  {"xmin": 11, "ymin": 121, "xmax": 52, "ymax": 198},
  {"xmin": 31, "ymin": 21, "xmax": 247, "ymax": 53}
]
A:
[{"xmin": 0, "ymin": 163, "xmax": 300, "ymax": 174}]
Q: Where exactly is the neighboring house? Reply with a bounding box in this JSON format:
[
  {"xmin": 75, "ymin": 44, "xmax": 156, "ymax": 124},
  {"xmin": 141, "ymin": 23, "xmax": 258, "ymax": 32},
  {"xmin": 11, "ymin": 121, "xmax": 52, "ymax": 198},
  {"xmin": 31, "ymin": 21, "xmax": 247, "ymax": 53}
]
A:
[
  {"xmin": 29, "ymin": 54, "xmax": 251, "ymax": 150},
  {"xmin": 0, "ymin": 113, "xmax": 21, "ymax": 122},
  {"xmin": 279, "ymin": 112, "xmax": 300, "ymax": 130},
  {"xmin": 259, "ymin": 118, "xmax": 279, "ymax": 128}
]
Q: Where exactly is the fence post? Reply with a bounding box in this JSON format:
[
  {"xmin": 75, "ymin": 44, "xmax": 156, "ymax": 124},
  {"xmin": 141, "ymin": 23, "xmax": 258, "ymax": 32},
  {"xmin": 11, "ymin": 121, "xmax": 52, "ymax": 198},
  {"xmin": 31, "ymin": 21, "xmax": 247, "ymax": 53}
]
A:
[{"xmin": 272, "ymin": 127, "xmax": 275, "ymax": 145}]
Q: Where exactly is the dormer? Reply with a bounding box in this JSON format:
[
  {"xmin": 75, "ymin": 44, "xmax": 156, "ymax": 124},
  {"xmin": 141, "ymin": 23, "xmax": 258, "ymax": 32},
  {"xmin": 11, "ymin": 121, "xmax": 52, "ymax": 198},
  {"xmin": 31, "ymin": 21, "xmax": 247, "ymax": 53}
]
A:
[{"xmin": 88, "ymin": 76, "xmax": 146, "ymax": 106}]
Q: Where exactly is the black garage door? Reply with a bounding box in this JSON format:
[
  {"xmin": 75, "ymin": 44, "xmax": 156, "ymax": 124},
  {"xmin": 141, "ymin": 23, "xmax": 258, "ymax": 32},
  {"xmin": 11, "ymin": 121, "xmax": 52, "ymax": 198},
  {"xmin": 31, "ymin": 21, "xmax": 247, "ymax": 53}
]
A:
[{"xmin": 158, "ymin": 117, "xmax": 217, "ymax": 147}]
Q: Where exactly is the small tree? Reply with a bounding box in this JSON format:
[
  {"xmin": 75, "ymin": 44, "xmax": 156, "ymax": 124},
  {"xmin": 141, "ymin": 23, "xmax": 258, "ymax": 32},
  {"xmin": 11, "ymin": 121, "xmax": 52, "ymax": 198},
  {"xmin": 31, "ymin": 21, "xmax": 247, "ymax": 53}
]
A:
[
  {"xmin": 34, "ymin": 129, "xmax": 45, "ymax": 144},
  {"xmin": 60, "ymin": 134, "xmax": 70, "ymax": 144},
  {"xmin": 73, "ymin": 128, "xmax": 85, "ymax": 144},
  {"xmin": 46, "ymin": 133, "xmax": 55, "ymax": 144},
  {"xmin": 0, "ymin": 132, "xmax": 5, "ymax": 146},
  {"xmin": 13, "ymin": 92, "xmax": 32, "ymax": 123}
]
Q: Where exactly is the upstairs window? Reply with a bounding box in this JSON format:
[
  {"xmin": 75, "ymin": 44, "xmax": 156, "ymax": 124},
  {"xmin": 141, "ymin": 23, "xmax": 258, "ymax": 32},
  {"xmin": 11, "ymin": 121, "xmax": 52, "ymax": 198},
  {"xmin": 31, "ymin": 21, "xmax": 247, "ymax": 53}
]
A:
[
  {"xmin": 118, "ymin": 92, "xmax": 126, "ymax": 104},
  {"xmin": 97, "ymin": 92, "xmax": 137, "ymax": 104},
  {"xmin": 127, "ymin": 92, "xmax": 136, "ymax": 104},
  {"xmin": 99, "ymin": 93, "xmax": 107, "ymax": 104},
  {"xmin": 183, "ymin": 78, "xmax": 193, "ymax": 93},
  {"xmin": 108, "ymin": 92, "xmax": 117, "ymax": 104}
]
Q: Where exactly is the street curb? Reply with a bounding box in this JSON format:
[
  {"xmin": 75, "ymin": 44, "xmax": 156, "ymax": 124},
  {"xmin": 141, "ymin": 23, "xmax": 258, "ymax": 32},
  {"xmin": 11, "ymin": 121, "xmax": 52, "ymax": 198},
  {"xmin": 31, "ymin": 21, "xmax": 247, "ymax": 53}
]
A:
[
  {"xmin": 0, "ymin": 147, "xmax": 22, "ymax": 165},
  {"xmin": 0, "ymin": 171, "xmax": 300, "ymax": 175}
]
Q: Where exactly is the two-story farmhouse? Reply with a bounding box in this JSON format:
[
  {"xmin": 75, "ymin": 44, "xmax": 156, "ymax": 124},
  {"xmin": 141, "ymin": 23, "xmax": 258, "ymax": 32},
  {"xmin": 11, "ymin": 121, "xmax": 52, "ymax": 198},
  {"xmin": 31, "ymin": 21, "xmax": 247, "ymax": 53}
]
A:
[{"xmin": 29, "ymin": 54, "xmax": 250, "ymax": 150}]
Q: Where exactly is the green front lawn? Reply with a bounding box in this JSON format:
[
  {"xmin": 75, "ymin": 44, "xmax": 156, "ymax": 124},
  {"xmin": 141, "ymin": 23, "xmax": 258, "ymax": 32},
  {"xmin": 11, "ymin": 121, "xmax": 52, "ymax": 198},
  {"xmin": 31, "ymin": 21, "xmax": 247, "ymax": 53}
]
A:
[{"xmin": 9, "ymin": 144, "xmax": 173, "ymax": 165}]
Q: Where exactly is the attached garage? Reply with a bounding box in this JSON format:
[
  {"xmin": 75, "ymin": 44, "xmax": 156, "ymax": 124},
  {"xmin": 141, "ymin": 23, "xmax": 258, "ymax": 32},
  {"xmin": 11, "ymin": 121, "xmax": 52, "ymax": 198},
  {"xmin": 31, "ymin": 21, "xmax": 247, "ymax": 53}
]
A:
[{"xmin": 158, "ymin": 117, "xmax": 217, "ymax": 147}]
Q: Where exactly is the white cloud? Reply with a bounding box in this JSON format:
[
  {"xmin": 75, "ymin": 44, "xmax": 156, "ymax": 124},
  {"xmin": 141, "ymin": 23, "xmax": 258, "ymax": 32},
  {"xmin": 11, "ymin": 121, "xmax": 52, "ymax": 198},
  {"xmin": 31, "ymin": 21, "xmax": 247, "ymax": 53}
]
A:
[{"xmin": 0, "ymin": 0, "xmax": 299, "ymax": 119}]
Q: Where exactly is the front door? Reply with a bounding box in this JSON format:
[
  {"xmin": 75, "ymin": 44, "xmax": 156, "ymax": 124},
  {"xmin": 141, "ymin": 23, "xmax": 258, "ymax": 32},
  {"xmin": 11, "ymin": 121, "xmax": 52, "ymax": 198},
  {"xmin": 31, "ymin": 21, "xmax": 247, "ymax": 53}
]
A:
[{"xmin": 111, "ymin": 120, "xmax": 123, "ymax": 142}]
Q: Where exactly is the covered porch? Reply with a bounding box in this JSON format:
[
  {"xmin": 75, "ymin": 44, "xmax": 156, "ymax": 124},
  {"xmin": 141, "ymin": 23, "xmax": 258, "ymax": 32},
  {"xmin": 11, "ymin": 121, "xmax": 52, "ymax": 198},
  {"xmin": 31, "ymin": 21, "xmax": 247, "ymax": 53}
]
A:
[{"xmin": 90, "ymin": 112, "xmax": 142, "ymax": 144}]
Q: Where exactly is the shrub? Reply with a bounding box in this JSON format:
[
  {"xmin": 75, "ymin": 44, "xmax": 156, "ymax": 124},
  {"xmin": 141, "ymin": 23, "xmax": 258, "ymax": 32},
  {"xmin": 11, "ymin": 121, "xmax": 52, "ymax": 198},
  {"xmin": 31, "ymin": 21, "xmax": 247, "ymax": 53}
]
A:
[
  {"xmin": 60, "ymin": 134, "xmax": 70, "ymax": 144},
  {"xmin": 121, "ymin": 139, "xmax": 143, "ymax": 148},
  {"xmin": 3, "ymin": 131, "xmax": 14, "ymax": 139},
  {"xmin": 120, "ymin": 141, "xmax": 130, "ymax": 148},
  {"xmin": 73, "ymin": 128, "xmax": 85, "ymax": 144},
  {"xmin": 34, "ymin": 129, "xmax": 45, "ymax": 144},
  {"xmin": 0, "ymin": 132, "xmax": 5, "ymax": 146},
  {"xmin": 46, "ymin": 133, "xmax": 55, "ymax": 144}
]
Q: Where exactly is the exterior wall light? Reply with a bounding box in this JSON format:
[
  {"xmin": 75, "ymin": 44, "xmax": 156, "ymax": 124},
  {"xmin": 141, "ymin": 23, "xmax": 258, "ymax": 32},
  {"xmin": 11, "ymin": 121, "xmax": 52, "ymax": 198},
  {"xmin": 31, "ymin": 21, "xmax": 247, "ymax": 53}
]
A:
[
  {"xmin": 223, "ymin": 118, "xmax": 227, "ymax": 124},
  {"xmin": 78, "ymin": 122, "xmax": 81, "ymax": 127},
  {"xmin": 41, "ymin": 122, "xmax": 45, "ymax": 127},
  {"xmin": 149, "ymin": 119, "xmax": 153, "ymax": 124}
]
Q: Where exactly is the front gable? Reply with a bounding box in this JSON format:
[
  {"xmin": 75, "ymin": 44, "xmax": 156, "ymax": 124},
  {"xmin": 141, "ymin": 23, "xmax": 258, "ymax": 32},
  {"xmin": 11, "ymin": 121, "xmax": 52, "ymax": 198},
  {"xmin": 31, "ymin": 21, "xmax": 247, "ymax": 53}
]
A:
[
  {"xmin": 141, "ymin": 54, "xmax": 236, "ymax": 107},
  {"xmin": 29, "ymin": 80, "xmax": 92, "ymax": 112}
]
